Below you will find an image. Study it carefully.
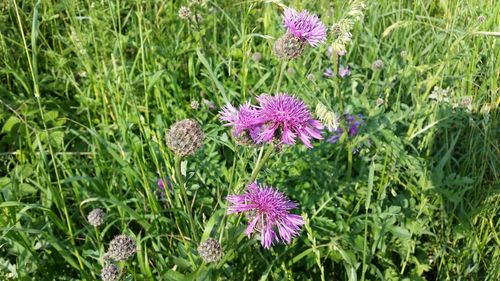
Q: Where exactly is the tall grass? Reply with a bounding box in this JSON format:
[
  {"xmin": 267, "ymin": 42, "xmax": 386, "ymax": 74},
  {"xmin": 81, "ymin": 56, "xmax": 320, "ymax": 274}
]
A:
[{"xmin": 0, "ymin": 0, "xmax": 498, "ymax": 280}]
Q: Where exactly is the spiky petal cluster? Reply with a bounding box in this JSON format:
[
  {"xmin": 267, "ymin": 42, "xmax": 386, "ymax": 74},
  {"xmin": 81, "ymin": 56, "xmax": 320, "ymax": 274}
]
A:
[
  {"xmin": 282, "ymin": 8, "xmax": 327, "ymax": 47},
  {"xmin": 227, "ymin": 183, "xmax": 304, "ymax": 249},
  {"xmin": 255, "ymin": 94, "xmax": 323, "ymax": 148},
  {"xmin": 220, "ymin": 102, "xmax": 261, "ymax": 141},
  {"xmin": 220, "ymin": 94, "xmax": 323, "ymax": 148}
]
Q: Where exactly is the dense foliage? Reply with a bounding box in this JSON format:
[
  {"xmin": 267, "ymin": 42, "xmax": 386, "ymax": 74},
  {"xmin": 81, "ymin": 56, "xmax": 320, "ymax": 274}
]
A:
[{"xmin": 0, "ymin": 0, "xmax": 498, "ymax": 280}]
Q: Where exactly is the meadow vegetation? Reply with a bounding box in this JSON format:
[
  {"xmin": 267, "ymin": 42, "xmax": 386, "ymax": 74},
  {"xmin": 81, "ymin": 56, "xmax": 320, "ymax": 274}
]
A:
[{"xmin": 0, "ymin": 0, "xmax": 499, "ymax": 280}]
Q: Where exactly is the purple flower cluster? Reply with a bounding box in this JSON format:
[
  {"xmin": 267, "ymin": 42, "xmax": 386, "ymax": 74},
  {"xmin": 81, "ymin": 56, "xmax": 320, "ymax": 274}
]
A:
[
  {"xmin": 327, "ymin": 114, "xmax": 363, "ymax": 143},
  {"xmin": 324, "ymin": 65, "xmax": 351, "ymax": 78},
  {"xmin": 227, "ymin": 182, "xmax": 304, "ymax": 249},
  {"xmin": 220, "ymin": 93, "xmax": 323, "ymax": 148},
  {"xmin": 282, "ymin": 8, "xmax": 327, "ymax": 47}
]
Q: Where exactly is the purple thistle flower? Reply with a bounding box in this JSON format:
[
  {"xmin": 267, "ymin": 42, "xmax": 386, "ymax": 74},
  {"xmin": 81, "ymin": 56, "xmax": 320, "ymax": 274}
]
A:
[
  {"xmin": 255, "ymin": 94, "xmax": 323, "ymax": 148},
  {"xmin": 327, "ymin": 113, "xmax": 363, "ymax": 143},
  {"xmin": 227, "ymin": 182, "xmax": 304, "ymax": 249},
  {"xmin": 220, "ymin": 102, "xmax": 261, "ymax": 141},
  {"xmin": 282, "ymin": 8, "xmax": 327, "ymax": 47}
]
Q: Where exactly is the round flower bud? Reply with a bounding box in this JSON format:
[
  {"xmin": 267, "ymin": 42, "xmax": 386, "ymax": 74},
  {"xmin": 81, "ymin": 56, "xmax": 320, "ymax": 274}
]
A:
[
  {"xmin": 178, "ymin": 6, "xmax": 192, "ymax": 20},
  {"xmin": 105, "ymin": 235, "xmax": 136, "ymax": 261},
  {"xmin": 273, "ymin": 33, "xmax": 306, "ymax": 60},
  {"xmin": 371, "ymin": 59, "xmax": 385, "ymax": 71},
  {"xmin": 251, "ymin": 52, "xmax": 262, "ymax": 62},
  {"xmin": 87, "ymin": 208, "xmax": 105, "ymax": 227},
  {"xmin": 101, "ymin": 264, "xmax": 120, "ymax": 281},
  {"xmin": 190, "ymin": 100, "xmax": 200, "ymax": 110},
  {"xmin": 231, "ymin": 129, "xmax": 258, "ymax": 147},
  {"xmin": 197, "ymin": 238, "xmax": 223, "ymax": 263},
  {"xmin": 166, "ymin": 119, "xmax": 204, "ymax": 157}
]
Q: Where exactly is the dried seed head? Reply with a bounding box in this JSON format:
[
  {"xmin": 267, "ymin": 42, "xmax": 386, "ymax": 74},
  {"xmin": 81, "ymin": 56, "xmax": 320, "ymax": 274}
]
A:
[
  {"xmin": 197, "ymin": 238, "xmax": 223, "ymax": 263},
  {"xmin": 477, "ymin": 15, "xmax": 486, "ymax": 23},
  {"xmin": 101, "ymin": 264, "xmax": 120, "ymax": 281},
  {"xmin": 307, "ymin": 73, "xmax": 315, "ymax": 81},
  {"xmin": 178, "ymin": 6, "xmax": 192, "ymax": 20},
  {"xmin": 87, "ymin": 208, "xmax": 105, "ymax": 227},
  {"xmin": 376, "ymin": 98, "xmax": 385, "ymax": 106},
  {"xmin": 273, "ymin": 33, "xmax": 307, "ymax": 60},
  {"xmin": 252, "ymin": 52, "xmax": 262, "ymax": 62},
  {"xmin": 371, "ymin": 59, "xmax": 384, "ymax": 71},
  {"xmin": 105, "ymin": 235, "xmax": 136, "ymax": 261},
  {"xmin": 166, "ymin": 119, "xmax": 204, "ymax": 157}
]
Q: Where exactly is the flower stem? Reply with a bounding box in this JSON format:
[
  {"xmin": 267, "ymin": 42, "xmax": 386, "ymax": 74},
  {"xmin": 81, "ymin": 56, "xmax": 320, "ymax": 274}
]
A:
[
  {"xmin": 249, "ymin": 144, "xmax": 274, "ymax": 184},
  {"xmin": 174, "ymin": 155, "xmax": 198, "ymax": 239},
  {"xmin": 275, "ymin": 61, "xmax": 288, "ymax": 93}
]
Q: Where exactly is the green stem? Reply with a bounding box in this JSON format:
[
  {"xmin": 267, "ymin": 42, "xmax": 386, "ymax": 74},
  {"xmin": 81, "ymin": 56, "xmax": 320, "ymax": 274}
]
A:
[
  {"xmin": 275, "ymin": 61, "xmax": 288, "ymax": 93},
  {"xmin": 174, "ymin": 156, "xmax": 198, "ymax": 239},
  {"xmin": 249, "ymin": 144, "xmax": 274, "ymax": 184}
]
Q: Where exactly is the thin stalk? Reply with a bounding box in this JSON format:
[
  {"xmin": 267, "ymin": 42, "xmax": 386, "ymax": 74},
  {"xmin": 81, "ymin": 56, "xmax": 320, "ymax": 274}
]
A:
[
  {"xmin": 174, "ymin": 156, "xmax": 199, "ymax": 239},
  {"xmin": 249, "ymin": 144, "xmax": 274, "ymax": 184},
  {"xmin": 275, "ymin": 60, "xmax": 288, "ymax": 93}
]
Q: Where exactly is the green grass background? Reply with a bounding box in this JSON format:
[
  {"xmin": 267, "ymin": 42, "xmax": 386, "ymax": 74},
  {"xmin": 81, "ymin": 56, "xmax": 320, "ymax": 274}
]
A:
[{"xmin": 0, "ymin": 0, "xmax": 499, "ymax": 280}]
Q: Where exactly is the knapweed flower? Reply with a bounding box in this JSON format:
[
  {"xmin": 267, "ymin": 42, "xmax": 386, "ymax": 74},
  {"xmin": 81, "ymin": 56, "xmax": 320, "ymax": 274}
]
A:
[
  {"xmin": 327, "ymin": 114, "xmax": 363, "ymax": 143},
  {"xmin": 105, "ymin": 235, "xmax": 136, "ymax": 261},
  {"xmin": 220, "ymin": 102, "xmax": 261, "ymax": 142},
  {"xmin": 282, "ymin": 8, "xmax": 327, "ymax": 47},
  {"xmin": 255, "ymin": 94, "xmax": 323, "ymax": 148},
  {"xmin": 166, "ymin": 119, "xmax": 204, "ymax": 157},
  {"xmin": 197, "ymin": 238, "xmax": 223, "ymax": 263},
  {"xmin": 87, "ymin": 208, "xmax": 105, "ymax": 227},
  {"xmin": 227, "ymin": 182, "xmax": 304, "ymax": 249}
]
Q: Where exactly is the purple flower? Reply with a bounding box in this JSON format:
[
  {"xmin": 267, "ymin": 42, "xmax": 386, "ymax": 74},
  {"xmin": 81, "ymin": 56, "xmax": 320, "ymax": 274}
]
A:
[
  {"xmin": 327, "ymin": 114, "xmax": 363, "ymax": 143},
  {"xmin": 255, "ymin": 94, "xmax": 323, "ymax": 148},
  {"xmin": 203, "ymin": 99, "xmax": 216, "ymax": 110},
  {"xmin": 338, "ymin": 65, "xmax": 351, "ymax": 78},
  {"xmin": 227, "ymin": 182, "xmax": 304, "ymax": 249},
  {"xmin": 323, "ymin": 67, "xmax": 334, "ymax": 77},
  {"xmin": 282, "ymin": 8, "xmax": 327, "ymax": 47},
  {"xmin": 157, "ymin": 177, "xmax": 174, "ymax": 195},
  {"xmin": 220, "ymin": 102, "xmax": 261, "ymax": 141},
  {"xmin": 324, "ymin": 65, "xmax": 351, "ymax": 78}
]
